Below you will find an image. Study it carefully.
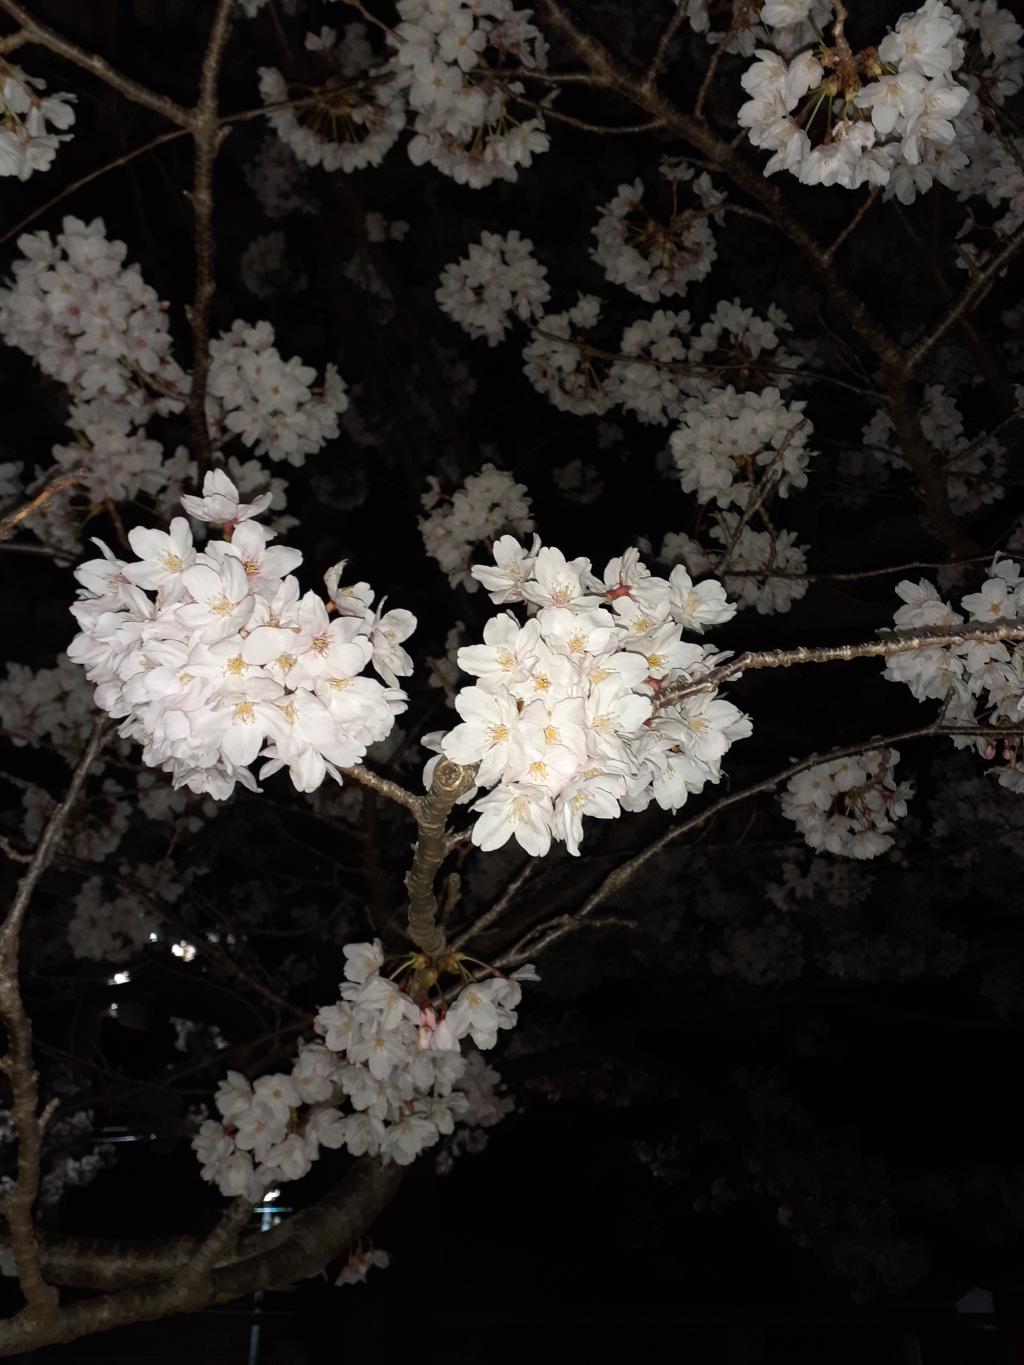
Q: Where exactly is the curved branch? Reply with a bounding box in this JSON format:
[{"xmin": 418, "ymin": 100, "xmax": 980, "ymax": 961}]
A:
[
  {"xmin": 0, "ymin": 0, "xmax": 193, "ymax": 127},
  {"xmin": 0, "ymin": 1159, "xmax": 402, "ymax": 1352}
]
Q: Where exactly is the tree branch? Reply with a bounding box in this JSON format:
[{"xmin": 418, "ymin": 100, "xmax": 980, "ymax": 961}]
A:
[
  {"xmin": 495, "ymin": 721, "xmax": 1024, "ymax": 967},
  {"xmin": 0, "ymin": 1159, "xmax": 402, "ymax": 1352},
  {"xmin": 657, "ymin": 619, "xmax": 1024, "ymax": 708},
  {"xmin": 404, "ymin": 759, "xmax": 475, "ymax": 956},
  {"xmin": 534, "ymin": 0, "xmax": 972, "ymax": 555},
  {"xmin": 0, "ymin": 470, "xmax": 81, "ymax": 543},
  {"xmin": 187, "ymin": 0, "xmax": 234, "ymax": 487},
  {"xmin": 0, "ymin": 719, "xmax": 107, "ymax": 1324},
  {"xmin": 0, "ymin": 0, "xmax": 193, "ymax": 126}
]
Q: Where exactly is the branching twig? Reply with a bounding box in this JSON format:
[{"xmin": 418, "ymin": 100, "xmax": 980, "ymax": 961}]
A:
[
  {"xmin": 494, "ymin": 720, "xmax": 1024, "ymax": 968},
  {"xmin": 451, "ymin": 857, "xmax": 541, "ymax": 951}
]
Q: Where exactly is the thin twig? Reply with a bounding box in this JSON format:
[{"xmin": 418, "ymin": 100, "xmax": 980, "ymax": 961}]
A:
[
  {"xmin": 657, "ymin": 619, "xmax": 1024, "ymax": 708},
  {"xmin": 187, "ymin": 0, "xmax": 234, "ymax": 487},
  {"xmin": 0, "ymin": 471, "xmax": 81, "ymax": 542},
  {"xmin": 644, "ymin": 2, "xmax": 690, "ymax": 88},
  {"xmin": 694, "ymin": 3, "xmax": 741, "ymax": 119},
  {"xmin": 451, "ymin": 857, "xmax": 541, "ymax": 951},
  {"xmin": 494, "ymin": 720, "xmax": 1024, "ymax": 967},
  {"xmin": 823, "ymin": 186, "xmax": 881, "ymax": 264}
]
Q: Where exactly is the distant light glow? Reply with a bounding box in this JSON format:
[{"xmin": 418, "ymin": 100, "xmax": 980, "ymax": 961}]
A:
[
  {"xmin": 171, "ymin": 940, "xmax": 197, "ymax": 962},
  {"xmin": 109, "ymin": 970, "xmax": 131, "ymax": 985}
]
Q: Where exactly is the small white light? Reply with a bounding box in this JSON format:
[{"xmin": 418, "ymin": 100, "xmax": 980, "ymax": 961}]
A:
[
  {"xmin": 148, "ymin": 932, "xmax": 159, "ymax": 943},
  {"xmin": 171, "ymin": 940, "xmax": 197, "ymax": 962},
  {"xmin": 108, "ymin": 970, "xmax": 131, "ymax": 986}
]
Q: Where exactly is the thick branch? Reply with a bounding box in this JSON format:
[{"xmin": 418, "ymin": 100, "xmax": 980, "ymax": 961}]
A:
[
  {"xmin": 0, "ymin": 0, "xmax": 193, "ymax": 126},
  {"xmin": 0, "ymin": 1159, "xmax": 401, "ymax": 1352},
  {"xmin": 404, "ymin": 759, "xmax": 475, "ymax": 956},
  {"xmin": 0, "ymin": 720, "xmax": 107, "ymax": 1321}
]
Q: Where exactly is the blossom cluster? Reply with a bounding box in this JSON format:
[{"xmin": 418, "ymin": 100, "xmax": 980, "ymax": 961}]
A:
[
  {"xmin": 436, "ymin": 225, "xmax": 803, "ymax": 432},
  {"xmin": 0, "ymin": 61, "xmax": 75, "ymax": 181},
  {"xmin": 781, "ymin": 749, "xmax": 913, "ymax": 858},
  {"xmin": 739, "ymin": 0, "xmax": 970, "ymax": 190},
  {"xmin": 0, "ymin": 654, "xmax": 95, "ymax": 758},
  {"xmin": 591, "ymin": 166, "xmax": 724, "ymax": 303},
  {"xmin": 257, "ymin": 24, "xmax": 406, "ymax": 175},
  {"xmin": 670, "ymin": 385, "xmax": 814, "ymax": 509},
  {"xmin": 207, "ymin": 320, "xmax": 349, "ymax": 466},
  {"xmin": 883, "ymin": 562, "xmax": 1024, "ymax": 790},
  {"xmin": 435, "ymin": 539, "xmax": 750, "ymax": 857},
  {"xmin": 391, "ymin": 0, "xmax": 550, "ymax": 188},
  {"xmin": 662, "ymin": 518, "xmax": 811, "ymax": 618},
  {"xmin": 436, "ymin": 231, "xmax": 550, "ymax": 347},
  {"xmin": 0, "ymin": 216, "xmax": 185, "ymax": 412},
  {"xmin": 193, "ymin": 940, "xmax": 535, "ymax": 1199},
  {"xmin": 67, "ymin": 472, "xmax": 413, "ymax": 800},
  {"xmin": 420, "ymin": 463, "xmax": 534, "ymax": 591}
]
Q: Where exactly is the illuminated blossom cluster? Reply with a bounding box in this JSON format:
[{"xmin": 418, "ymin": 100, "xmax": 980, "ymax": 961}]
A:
[
  {"xmin": 883, "ymin": 562, "xmax": 1024, "ymax": 790},
  {"xmin": 670, "ymin": 385, "xmax": 814, "ymax": 508},
  {"xmin": 522, "ymin": 294, "xmax": 613, "ymax": 417},
  {"xmin": 207, "ymin": 320, "xmax": 349, "ymax": 466},
  {"xmin": 257, "ymin": 24, "xmax": 405, "ymax": 174},
  {"xmin": 436, "ymin": 231, "xmax": 550, "ymax": 346},
  {"xmin": 391, "ymin": 0, "xmax": 550, "ymax": 188},
  {"xmin": 0, "ymin": 654, "xmax": 94, "ymax": 757},
  {"xmin": 436, "ymin": 539, "xmax": 750, "ymax": 857},
  {"xmin": 0, "ymin": 61, "xmax": 75, "ymax": 181},
  {"xmin": 781, "ymin": 749, "xmax": 913, "ymax": 858},
  {"xmin": 739, "ymin": 0, "xmax": 970, "ymax": 190},
  {"xmin": 67, "ymin": 472, "xmax": 412, "ymax": 800},
  {"xmin": 420, "ymin": 463, "xmax": 534, "ymax": 591},
  {"xmin": 0, "ymin": 216, "xmax": 185, "ymax": 411},
  {"xmin": 193, "ymin": 940, "xmax": 535, "ymax": 1199},
  {"xmin": 590, "ymin": 166, "xmax": 724, "ymax": 303},
  {"xmin": 660, "ymin": 524, "xmax": 810, "ymax": 617}
]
